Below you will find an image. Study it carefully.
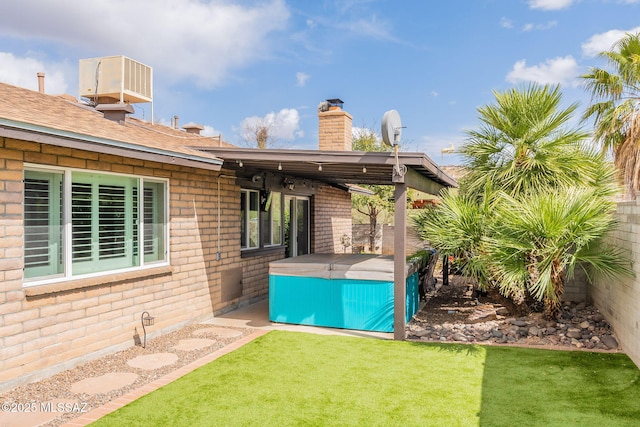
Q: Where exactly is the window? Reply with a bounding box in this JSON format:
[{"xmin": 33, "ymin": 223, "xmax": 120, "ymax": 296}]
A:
[
  {"xmin": 240, "ymin": 189, "xmax": 259, "ymax": 249},
  {"xmin": 241, "ymin": 189, "xmax": 284, "ymax": 250},
  {"xmin": 260, "ymin": 191, "xmax": 282, "ymax": 246},
  {"xmin": 24, "ymin": 166, "xmax": 168, "ymax": 284}
]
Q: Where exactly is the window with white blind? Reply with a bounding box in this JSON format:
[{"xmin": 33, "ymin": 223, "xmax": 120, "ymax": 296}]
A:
[{"xmin": 23, "ymin": 166, "xmax": 168, "ymax": 284}]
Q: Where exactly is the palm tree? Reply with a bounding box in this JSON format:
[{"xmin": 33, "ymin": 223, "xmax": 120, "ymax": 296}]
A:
[
  {"xmin": 485, "ymin": 187, "xmax": 633, "ymax": 319},
  {"xmin": 582, "ymin": 32, "xmax": 640, "ymax": 195},
  {"xmin": 414, "ymin": 84, "xmax": 631, "ymax": 318},
  {"xmin": 461, "ymin": 83, "xmax": 601, "ymax": 197},
  {"xmin": 412, "ymin": 186, "xmax": 494, "ymax": 288}
]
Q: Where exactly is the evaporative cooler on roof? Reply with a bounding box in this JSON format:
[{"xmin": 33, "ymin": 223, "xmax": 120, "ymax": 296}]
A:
[{"xmin": 79, "ymin": 55, "xmax": 153, "ymax": 104}]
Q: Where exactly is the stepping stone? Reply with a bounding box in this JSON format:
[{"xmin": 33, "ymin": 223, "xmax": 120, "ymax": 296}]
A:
[
  {"xmin": 193, "ymin": 327, "xmax": 243, "ymax": 338},
  {"xmin": 172, "ymin": 338, "xmax": 216, "ymax": 352},
  {"xmin": 127, "ymin": 353, "xmax": 178, "ymax": 370},
  {"xmin": 71, "ymin": 372, "xmax": 139, "ymax": 395},
  {"xmin": 0, "ymin": 399, "xmax": 76, "ymax": 427}
]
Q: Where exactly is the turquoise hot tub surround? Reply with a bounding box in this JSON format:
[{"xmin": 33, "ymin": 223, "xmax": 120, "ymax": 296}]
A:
[{"xmin": 269, "ymin": 254, "xmax": 421, "ymax": 333}]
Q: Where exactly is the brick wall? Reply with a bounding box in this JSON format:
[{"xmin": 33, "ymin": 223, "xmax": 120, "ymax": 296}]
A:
[
  {"xmin": 0, "ymin": 137, "xmax": 274, "ymax": 392},
  {"xmin": 590, "ymin": 200, "xmax": 640, "ymax": 368},
  {"xmin": 318, "ymin": 110, "xmax": 352, "ymax": 151},
  {"xmin": 312, "ymin": 186, "xmax": 352, "ymax": 253},
  {"xmin": 241, "ymin": 251, "xmax": 285, "ymax": 305}
]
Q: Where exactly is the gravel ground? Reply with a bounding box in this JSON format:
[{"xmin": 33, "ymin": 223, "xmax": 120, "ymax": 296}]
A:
[
  {"xmin": 408, "ymin": 274, "xmax": 622, "ymax": 352},
  {"xmin": 0, "ymin": 323, "xmax": 253, "ymax": 427}
]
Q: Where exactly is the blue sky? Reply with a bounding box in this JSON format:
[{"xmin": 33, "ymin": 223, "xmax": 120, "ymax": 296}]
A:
[{"xmin": 0, "ymin": 0, "xmax": 638, "ymax": 165}]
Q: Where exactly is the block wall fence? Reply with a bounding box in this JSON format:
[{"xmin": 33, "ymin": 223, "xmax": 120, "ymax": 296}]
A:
[{"xmin": 590, "ymin": 200, "xmax": 640, "ymax": 368}]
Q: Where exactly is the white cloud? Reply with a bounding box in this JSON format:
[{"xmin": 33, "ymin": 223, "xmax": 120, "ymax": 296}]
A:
[
  {"xmin": 202, "ymin": 125, "xmax": 223, "ymax": 138},
  {"xmin": 296, "ymin": 72, "xmax": 310, "ymax": 87},
  {"xmin": 582, "ymin": 26, "xmax": 640, "ymax": 57},
  {"xmin": 500, "ymin": 17, "xmax": 514, "ymax": 29},
  {"xmin": 240, "ymin": 108, "xmax": 303, "ymax": 143},
  {"xmin": 342, "ymin": 14, "xmax": 397, "ymax": 41},
  {"xmin": 0, "ymin": 52, "xmax": 69, "ymax": 94},
  {"xmin": 506, "ymin": 56, "xmax": 579, "ymax": 86},
  {"xmin": 522, "ymin": 21, "xmax": 557, "ymax": 32},
  {"xmin": 0, "ymin": 0, "xmax": 290, "ymax": 89},
  {"xmin": 528, "ymin": 0, "xmax": 573, "ymax": 10}
]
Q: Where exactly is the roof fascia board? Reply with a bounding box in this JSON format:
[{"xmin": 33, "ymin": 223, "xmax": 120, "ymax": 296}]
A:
[{"xmin": 0, "ymin": 118, "xmax": 223, "ymax": 171}]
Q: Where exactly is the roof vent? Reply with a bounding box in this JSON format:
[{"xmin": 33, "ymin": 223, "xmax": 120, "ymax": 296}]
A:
[
  {"xmin": 96, "ymin": 103, "xmax": 135, "ymax": 123},
  {"xmin": 79, "ymin": 55, "xmax": 153, "ymax": 104},
  {"xmin": 183, "ymin": 122, "xmax": 204, "ymax": 135}
]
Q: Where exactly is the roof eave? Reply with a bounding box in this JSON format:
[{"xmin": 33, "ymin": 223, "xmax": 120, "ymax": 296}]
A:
[{"xmin": 0, "ymin": 118, "xmax": 223, "ymax": 171}]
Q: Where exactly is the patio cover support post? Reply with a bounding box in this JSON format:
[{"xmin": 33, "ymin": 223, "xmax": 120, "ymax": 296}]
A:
[{"xmin": 393, "ymin": 182, "xmax": 407, "ymax": 340}]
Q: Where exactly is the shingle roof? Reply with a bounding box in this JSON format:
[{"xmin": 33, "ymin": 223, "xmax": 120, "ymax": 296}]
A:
[{"xmin": 0, "ymin": 82, "xmax": 231, "ymax": 169}]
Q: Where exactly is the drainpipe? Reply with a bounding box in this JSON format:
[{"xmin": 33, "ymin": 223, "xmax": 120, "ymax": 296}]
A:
[{"xmin": 37, "ymin": 72, "xmax": 45, "ymax": 93}]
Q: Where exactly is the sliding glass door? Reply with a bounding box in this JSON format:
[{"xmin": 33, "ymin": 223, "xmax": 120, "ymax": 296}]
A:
[{"xmin": 284, "ymin": 196, "xmax": 309, "ymax": 257}]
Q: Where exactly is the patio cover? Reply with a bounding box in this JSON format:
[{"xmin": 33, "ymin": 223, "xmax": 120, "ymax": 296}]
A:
[{"xmin": 197, "ymin": 146, "xmax": 457, "ymax": 339}]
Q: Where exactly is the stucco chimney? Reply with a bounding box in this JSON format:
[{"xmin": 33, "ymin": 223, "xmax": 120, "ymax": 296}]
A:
[
  {"xmin": 37, "ymin": 72, "xmax": 45, "ymax": 93},
  {"xmin": 318, "ymin": 98, "xmax": 352, "ymax": 151}
]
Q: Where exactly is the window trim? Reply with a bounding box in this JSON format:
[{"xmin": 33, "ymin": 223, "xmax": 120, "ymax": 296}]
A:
[
  {"xmin": 240, "ymin": 189, "xmax": 260, "ymax": 250},
  {"xmin": 23, "ymin": 164, "xmax": 170, "ymax": 287},
  {"xmin": 241, "ymin": 189, "xmax": 287, "ymax": 252}
]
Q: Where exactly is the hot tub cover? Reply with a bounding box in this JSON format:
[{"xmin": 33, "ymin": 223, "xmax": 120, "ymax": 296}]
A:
[{"xmin": 269, "ymin": 254, "xmax": 418, "ymax": 282}]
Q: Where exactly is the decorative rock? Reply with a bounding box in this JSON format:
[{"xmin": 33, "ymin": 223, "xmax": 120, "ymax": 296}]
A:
[
  {"xmin": 509, "ymin": 319, "xmax": 528, "ymax": 327},
  {"xmin": 496, "ymin": 307, "xmax": 509, "ymax": 316},
  {"xmin": 528, "ymin": 326, "xmax": 540, "ymax": 336},
  {"xmin": 172, "ymin": 338, "xmax": 216, "ymax": 352},
  {"xmin": 468, "ymin": 305, "xmax": 497, "ymax": 323},
  {"xmin": 452, "ymin": 333, "xmax": 468, "ymax": 342},
  {"xmin": 566, "ymin": 328, "xmax": 582, "ymax": 339},
  {"xmin": 579, "ymin": 321, "xmax": 590, "ymax": 329},
  {"xmin": 193, "ymin": 327, "xmax": 243, "ymax": 338},
  {"xmin": 506, "ymin": 325, "xmax": 519, "ymax": 336},
  {"xmin": 601, "ymin": 335, "xmax": 619, "ymax": 349}
]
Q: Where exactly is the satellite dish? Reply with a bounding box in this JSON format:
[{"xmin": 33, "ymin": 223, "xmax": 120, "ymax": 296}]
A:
[{"xmin": 381, "ymin": 109, "xmax": 402, "ymax": 147}]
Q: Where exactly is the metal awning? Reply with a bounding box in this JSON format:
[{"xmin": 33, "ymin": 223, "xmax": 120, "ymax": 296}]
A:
[{"xmin": 192, "ymin": 146, "xmax": 456, "ymax": 194}]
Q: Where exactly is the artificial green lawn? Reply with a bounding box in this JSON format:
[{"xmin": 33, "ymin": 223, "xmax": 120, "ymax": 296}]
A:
[{"xmin": 91, "ymin": 331, "xmax": 640, "ymax": 427}]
